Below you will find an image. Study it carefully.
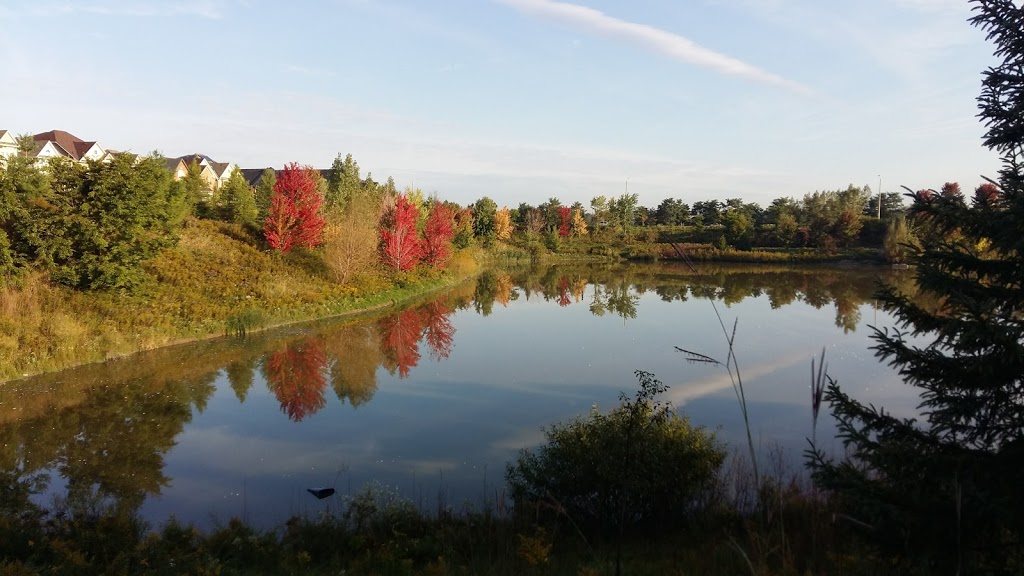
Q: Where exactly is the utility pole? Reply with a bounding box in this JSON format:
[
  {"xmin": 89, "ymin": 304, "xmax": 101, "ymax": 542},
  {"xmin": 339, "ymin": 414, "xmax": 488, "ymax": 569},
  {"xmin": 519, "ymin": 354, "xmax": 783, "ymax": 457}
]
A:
[{"xmin": 878, "ymin": 175, "xmax": 882, "ymax": 218}]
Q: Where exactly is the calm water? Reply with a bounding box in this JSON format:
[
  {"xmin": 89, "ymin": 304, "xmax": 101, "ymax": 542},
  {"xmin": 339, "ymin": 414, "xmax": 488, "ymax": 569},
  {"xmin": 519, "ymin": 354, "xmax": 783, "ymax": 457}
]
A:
[{"xmin": 0, "ymin": 263, "xmax": 925, "ymax": 529}]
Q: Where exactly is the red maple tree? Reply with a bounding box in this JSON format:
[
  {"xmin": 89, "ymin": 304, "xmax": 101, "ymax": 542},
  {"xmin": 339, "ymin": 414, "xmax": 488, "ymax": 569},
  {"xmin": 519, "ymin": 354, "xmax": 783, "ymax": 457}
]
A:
[
  {"xmin": 263, "ymin": 337, "xmax": 328, "ymax": 422},
  {"xmin": 558, "ymin": 205, "xmax": 572, "ymax": 237},
  {"xmin": 380, "ymin": 194, "xmax": 423, "ymax": 271},
  {"xmin": 264, "ymin": 163, "xmax": 326, "ymax": 253},
  {"xmin": 422, "ymin": 201, "xmax": 456, "ymax": 268}
]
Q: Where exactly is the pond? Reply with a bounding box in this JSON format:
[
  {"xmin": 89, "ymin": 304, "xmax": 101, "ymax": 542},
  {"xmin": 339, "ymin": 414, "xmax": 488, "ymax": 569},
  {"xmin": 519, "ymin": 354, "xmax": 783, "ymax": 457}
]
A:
[{"xmin": 0, "ymin": 262, "xmax": 925, "ymax": 529}]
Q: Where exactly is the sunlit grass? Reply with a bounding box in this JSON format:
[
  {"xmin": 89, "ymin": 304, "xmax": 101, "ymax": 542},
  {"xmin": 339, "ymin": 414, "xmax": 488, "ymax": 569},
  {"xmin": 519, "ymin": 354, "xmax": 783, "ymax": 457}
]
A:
[{"xmin": 0, "ymin": 220, "xmax": 477, "ymax": 382}]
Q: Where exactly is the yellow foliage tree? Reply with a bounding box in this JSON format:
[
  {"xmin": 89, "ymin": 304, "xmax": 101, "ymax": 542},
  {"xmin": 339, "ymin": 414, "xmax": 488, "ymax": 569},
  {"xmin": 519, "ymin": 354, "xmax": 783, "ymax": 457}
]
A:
[
  {"xmin": 495, "ymin": 206, "xmax": 513, "ymax": 241},
  {"xmin": 571, "ymin": 208, "xmax": 588, "ymax": 236}
]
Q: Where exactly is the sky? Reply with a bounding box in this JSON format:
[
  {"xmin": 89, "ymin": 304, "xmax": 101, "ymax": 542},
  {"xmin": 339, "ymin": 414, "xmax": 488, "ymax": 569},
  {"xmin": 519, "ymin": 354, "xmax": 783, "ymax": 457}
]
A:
[{"xmin": 0, "ymin": 0, "xmax": 1007, "ymax": 208}]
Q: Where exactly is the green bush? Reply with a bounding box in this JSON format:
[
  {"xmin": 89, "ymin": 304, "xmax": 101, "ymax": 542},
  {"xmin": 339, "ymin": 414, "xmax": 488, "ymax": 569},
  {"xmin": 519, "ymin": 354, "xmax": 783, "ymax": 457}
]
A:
[
  {"xmin": 543, "ymin": 230, "xmax": 560, "ymax": 252},
  {"xmin": 506, "ymin": 371, "xmax": 725, "ymax": 534}
]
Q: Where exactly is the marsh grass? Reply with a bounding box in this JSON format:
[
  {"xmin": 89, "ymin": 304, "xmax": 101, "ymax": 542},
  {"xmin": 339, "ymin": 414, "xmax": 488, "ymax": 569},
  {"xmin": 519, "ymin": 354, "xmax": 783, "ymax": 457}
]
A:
[{"xmin": 0, "ymin": 457, "xmax": 878, "ymax": 576}]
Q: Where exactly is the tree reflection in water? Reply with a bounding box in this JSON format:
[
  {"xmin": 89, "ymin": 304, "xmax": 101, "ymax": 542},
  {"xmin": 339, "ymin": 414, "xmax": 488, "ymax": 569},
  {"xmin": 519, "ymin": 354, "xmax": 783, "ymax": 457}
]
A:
[{"xmin": 262, "ymin": 337, "xmax": 328, "ymax": 422}]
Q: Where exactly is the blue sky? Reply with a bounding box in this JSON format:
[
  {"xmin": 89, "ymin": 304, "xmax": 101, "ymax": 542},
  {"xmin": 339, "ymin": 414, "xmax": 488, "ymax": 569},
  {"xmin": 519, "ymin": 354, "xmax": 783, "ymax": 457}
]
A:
[{"xmin": 0, "ymin": 0, "xmax": 1004, "ymax": 208}]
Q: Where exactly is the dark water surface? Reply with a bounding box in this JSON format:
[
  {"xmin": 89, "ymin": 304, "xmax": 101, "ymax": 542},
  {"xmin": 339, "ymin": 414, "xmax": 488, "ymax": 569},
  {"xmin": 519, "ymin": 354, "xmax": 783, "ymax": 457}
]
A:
[{"xmin": 0, "ymin": 263, "xmax": 925, "ymax": 529}]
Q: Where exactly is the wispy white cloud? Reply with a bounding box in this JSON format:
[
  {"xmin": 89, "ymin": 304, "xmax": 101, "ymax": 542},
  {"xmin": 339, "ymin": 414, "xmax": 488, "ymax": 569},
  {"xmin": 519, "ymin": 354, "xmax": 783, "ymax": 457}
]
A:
[
  {"xmin": 26, "ymin": 0, "xmax": 225, "ymax": 19},
  {"xmin": 496, "ymin": 0, "xmax": 811, "ymax": 94}
]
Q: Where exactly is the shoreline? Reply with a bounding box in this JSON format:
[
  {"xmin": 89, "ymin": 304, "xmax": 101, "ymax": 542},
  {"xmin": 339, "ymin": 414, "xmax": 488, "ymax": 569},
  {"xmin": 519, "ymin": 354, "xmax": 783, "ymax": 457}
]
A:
[{"xmin": 1, "ymin": 271, "xmax": 479, "ymax": 385}]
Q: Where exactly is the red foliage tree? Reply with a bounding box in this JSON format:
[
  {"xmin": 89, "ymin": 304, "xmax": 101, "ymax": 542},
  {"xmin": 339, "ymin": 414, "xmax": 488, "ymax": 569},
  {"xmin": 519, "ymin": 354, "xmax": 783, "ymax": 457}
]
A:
[
  {"xmin": 264, "ymin": 163, "xmax": 326, "ymax": 253},
  {"xmin": 558, "ymin": 205, "xmax": 572, "ymax": 237},
  {"xmin": 940, "ymin": 182, "xmax": 963, "ymax": 198},
  {"xmin": 379, "ymin": 307, "xmax": 427, "ymax": 378},
  {"xmin": 380, "ymin": 194, "xmax": 423, "ymax": 271},
  {"xmin": 975, "ymin": 182, "xmax": 1002, "ymax": 206},
  {"xmin": 422, "ymin": 201, "xmax": 456, "ymax": 268},
  {"xmin": 263, "ymin": 337, "xmax": 328, "ymax": 422}
]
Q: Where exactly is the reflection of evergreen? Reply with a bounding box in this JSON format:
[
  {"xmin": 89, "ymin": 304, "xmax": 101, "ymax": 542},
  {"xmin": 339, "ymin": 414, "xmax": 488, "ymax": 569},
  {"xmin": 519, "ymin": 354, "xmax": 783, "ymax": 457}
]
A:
[
  {"xmin": 225, "ymin": 358, "xmax": 255, "ymax": 403},
  {"xmin": 0, "ymin": 373, "xmax": 216, "ymax": 518}
]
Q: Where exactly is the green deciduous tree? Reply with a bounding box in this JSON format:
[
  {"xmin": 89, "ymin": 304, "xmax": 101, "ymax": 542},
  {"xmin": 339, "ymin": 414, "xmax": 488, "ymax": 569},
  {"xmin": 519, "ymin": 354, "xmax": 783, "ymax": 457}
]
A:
[
  {"xmin": 471, "ymin": 196, "xmax": 497, "ymax": 242},
  {"xmin": 807, "ymin": 3, "xmax": 1024, "ymax": 571},
  {"xmin": 656, "ymin": 198, "xmax": 689, "ymax": 226},
  {"xmin": 882, "ymin": 214, "xmax": 918, "ymax": 264}
]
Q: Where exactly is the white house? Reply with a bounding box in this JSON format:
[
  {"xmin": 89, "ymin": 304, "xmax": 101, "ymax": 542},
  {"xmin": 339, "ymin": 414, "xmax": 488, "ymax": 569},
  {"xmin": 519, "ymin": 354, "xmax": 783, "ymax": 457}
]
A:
[
  {"xmin": 0, "ymin": 130, "xmax": 19, "ymax": 159},
  {"xmin": 31, "ymin": 130, "xmax": 108, "ymax": 163}
]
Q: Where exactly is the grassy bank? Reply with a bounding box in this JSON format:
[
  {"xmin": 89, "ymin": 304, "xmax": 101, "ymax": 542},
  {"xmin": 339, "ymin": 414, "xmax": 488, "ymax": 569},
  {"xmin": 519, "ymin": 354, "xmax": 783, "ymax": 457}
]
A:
[{"xmin": 0, "ymin": 220, "xmax": 480, "ymax": 383}]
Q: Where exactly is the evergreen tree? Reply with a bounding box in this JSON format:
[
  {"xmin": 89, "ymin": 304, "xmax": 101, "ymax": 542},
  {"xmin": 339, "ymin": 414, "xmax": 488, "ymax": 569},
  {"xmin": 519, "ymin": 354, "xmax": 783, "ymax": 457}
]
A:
[
  {"xmin": 326, "ymin": 153, "xmax": 346, "ymax": 209},
  {"xmin": 254, "ymin": 168, "xmax": 276, "ymax": 222},
  {"xmin": 220, "ymin": 169, "xmax": 257, "ymax": 226},
  {"xmin": 181, "ymin": 161, "xmax": 210, "ymax": 216},
  {"xmin": 9, "ymin": 154, "xmax": 186, "ymax": 290},
  {"xmin": 807, "ymin": 2, "xmax": 1024, "ymax": 572}
]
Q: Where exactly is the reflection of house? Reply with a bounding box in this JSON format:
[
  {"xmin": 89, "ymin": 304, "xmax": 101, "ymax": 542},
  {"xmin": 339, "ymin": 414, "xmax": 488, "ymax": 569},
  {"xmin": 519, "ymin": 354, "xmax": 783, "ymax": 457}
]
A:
[
  {"xmin": 31, "ymin": 130, "xmax": 108, "ymax": 163},
  {"xmin": 172, "ymin": 154, "xmax": 237, "ymax": 190},
  {"xmin": 0, "ymin": 130, "xmax": 19, "ymax": 159}
]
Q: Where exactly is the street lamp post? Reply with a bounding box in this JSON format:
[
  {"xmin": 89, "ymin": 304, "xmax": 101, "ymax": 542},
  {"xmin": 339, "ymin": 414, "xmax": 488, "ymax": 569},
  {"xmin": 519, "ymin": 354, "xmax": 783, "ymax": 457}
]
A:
[{"xmin": 878, "ymin": 175, "xmax": 882, "ymax": 218}]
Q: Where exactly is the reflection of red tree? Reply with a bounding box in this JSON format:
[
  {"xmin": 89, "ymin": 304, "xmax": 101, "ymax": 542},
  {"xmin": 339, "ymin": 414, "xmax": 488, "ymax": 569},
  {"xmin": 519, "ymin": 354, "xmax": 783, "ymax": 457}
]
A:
[
  {"xmin": 423, "ymin": 302, "xmax": 456, "ymax": 360},
  {"xmin": 264, "ymin": 337, "xmax": 328, "ymax": 422},
  {"xmin": 379, "ymin": 308, "xmax": 427, "ymax": 378},
  {"xmin": 557, "ymin": 277, "xmax": 572, "ymax": 307}
]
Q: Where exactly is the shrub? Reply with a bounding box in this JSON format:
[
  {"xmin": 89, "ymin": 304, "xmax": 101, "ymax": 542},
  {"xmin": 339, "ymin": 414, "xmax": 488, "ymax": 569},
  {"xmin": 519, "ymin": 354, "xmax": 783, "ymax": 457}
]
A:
[
  {"xmin": 506, "ymin": 371, "xmax": 725, "ymax": 534},
  {"xmin": 527, "ymin": 241, "xmax": 546, "ymax": 261}
]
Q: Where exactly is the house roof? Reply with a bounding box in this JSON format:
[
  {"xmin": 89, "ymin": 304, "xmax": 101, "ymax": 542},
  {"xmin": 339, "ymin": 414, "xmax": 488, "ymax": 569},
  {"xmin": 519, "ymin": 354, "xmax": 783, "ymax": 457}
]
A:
[
  {"xmin": 30, "ymin": 140, "xmax": 68, "ymax": 159},
  {"xmin": 33, "ymin": 130, "xmax": 90, "ymax": 160},
  {"xmin": 73, "ymin": 141, "xmax": 99, "ymax": 159},
  {"xmin": 0, "ymin": 130, "xmax": 9, "ymax": 140},
  {"xmin": 240, "ymin": 168, "xmax": 274, "ymax": 187},
  {"xmin": 176, "ymin": 153, "xmax": 215, "ymax": 167},
  {"xmin": 210, "ymin": 161, "xmax": 232, "ymax": 178}
]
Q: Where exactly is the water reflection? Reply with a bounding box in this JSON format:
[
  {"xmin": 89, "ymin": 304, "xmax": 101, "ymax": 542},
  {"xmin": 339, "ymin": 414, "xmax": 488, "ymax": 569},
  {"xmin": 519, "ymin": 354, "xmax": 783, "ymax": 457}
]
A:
[{"xmin": 0, "ymin": 263, "xmax": 919, "ymax": 527}]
